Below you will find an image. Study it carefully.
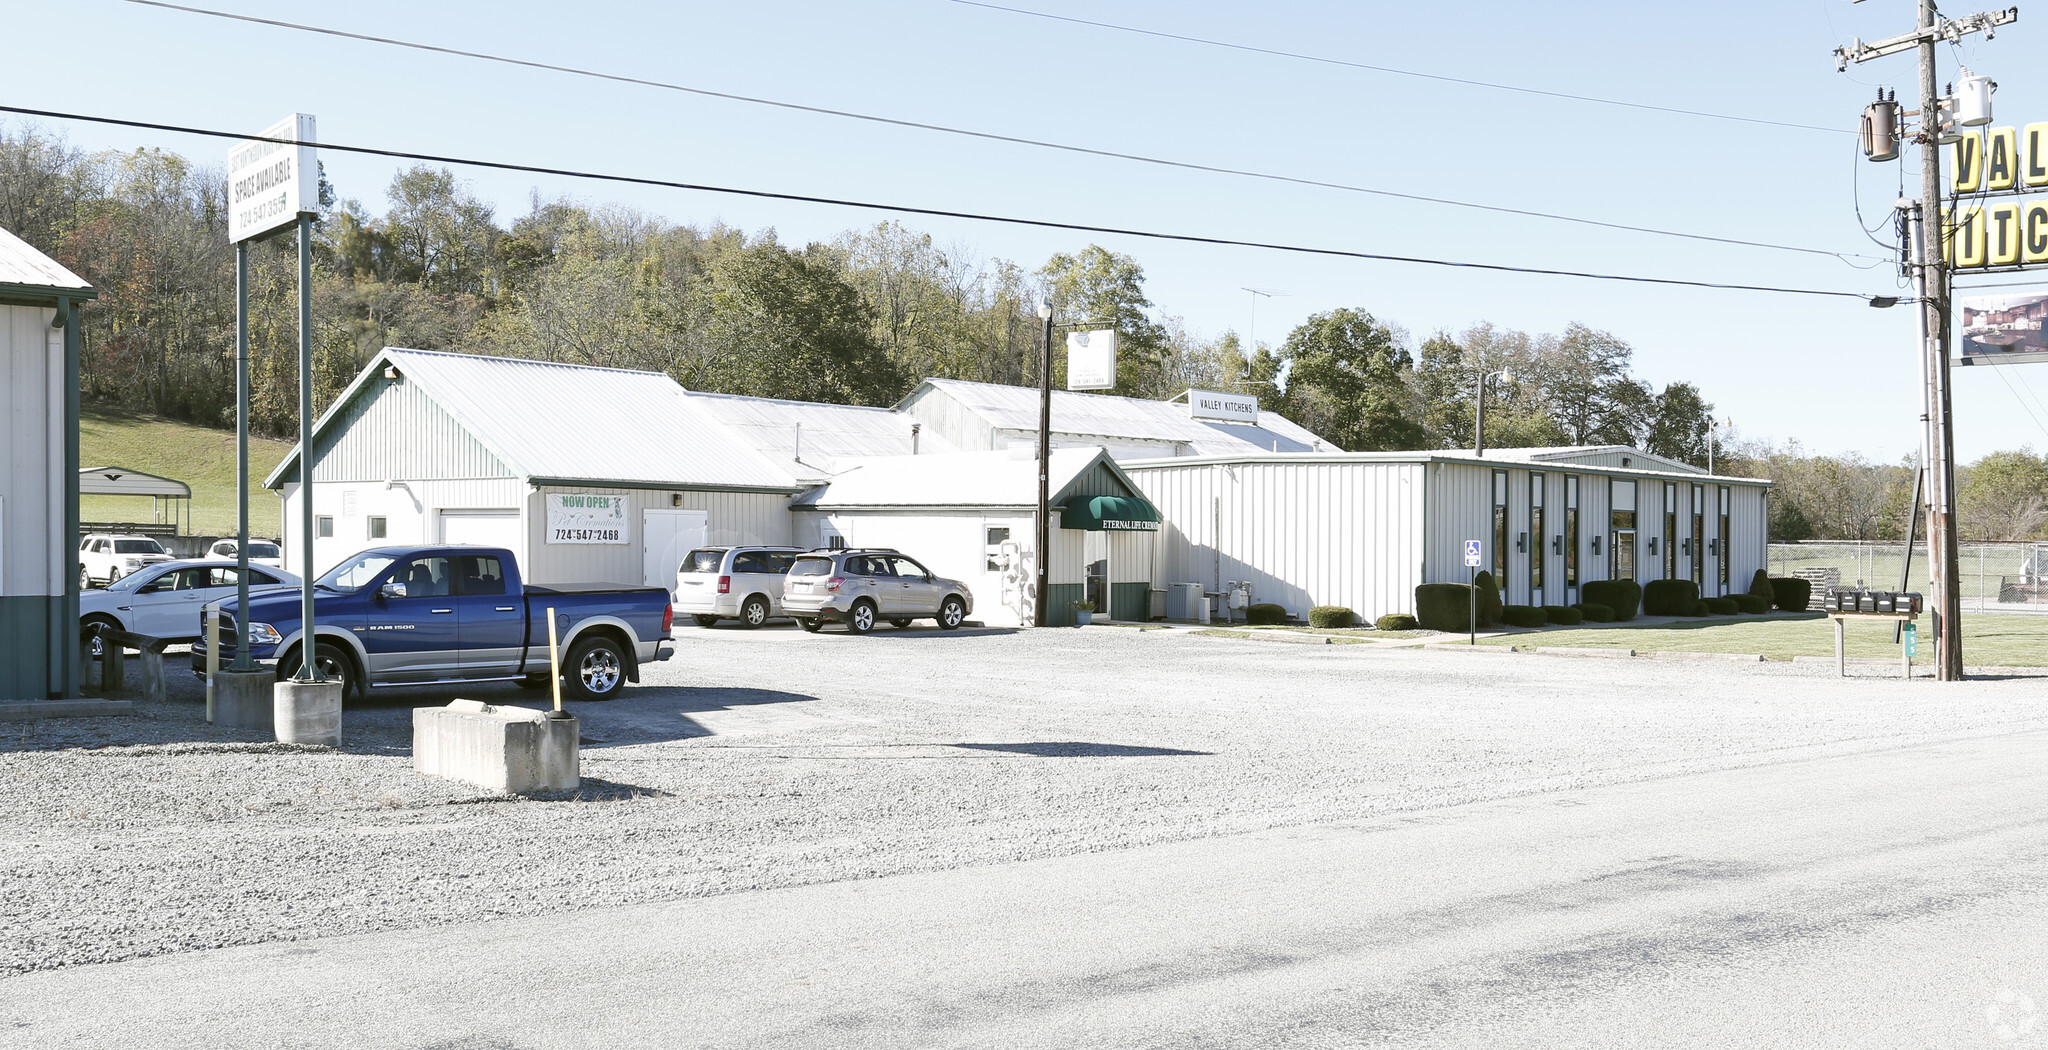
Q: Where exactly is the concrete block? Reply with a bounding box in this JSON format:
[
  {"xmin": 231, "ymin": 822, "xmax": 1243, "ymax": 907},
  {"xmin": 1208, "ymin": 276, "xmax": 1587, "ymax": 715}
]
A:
[
  {"xmin": 413, "ymin": 700, "xmax": 579, "ymax": 795},
  {"xmin": 1652, "ymin": 651, "xmax": 1764, "ymax": 663},
  {"xmin": 212, "ymin": 669, "xmax": 274, "ymax": 731},
  {"xmin": 273, "ymin": 679, "xmax": 343, "ymax": 746},
  {"xmin": 138, "ymin": 650, "xmax": 167, "ymax": 702},
  {"xmin": 0, "ymin": 700, "xmax": 134, "ymax": 722},
  {"xmin": 1536, "ymin": 646, "xmax": 1636, "ymax": 658}
]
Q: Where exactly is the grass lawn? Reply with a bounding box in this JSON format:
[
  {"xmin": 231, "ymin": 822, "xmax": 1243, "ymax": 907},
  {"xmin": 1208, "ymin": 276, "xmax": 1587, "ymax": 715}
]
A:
[
  {"xmin": 79, "ymin": 402, "xmax": 292, "ymax": 538},
  {"xmin": 1480, "ymin": 611, "xmax": 2048, "ymax": 666}
]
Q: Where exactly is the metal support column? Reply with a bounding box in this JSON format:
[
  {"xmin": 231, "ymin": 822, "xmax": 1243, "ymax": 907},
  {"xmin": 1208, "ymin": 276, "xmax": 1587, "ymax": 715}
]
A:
[
  {"xmin": 295, "ymin": 214, "xmax": 319, "ymax": 681},
  {"xmin": 233, "ymin": 240, "xmax": 253, "ymax": 671}
]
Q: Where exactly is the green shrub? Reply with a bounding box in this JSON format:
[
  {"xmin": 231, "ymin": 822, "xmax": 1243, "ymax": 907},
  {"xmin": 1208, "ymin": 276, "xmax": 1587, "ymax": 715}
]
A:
[
  {"xmin": 1471, "ymin": 571, "xmax": 1504, "ymax": 627},
  {"xmin": 1307, "ymin": 605, "xmax": 1354, "ymax": 628},
  {"xmin": 1414, "ymin": 583, "xmax": 1476, "ymax": 631},
  {"xmin": 1542, "ymin": 604, "xmax": 1583, "ymax": 625},
  {"xmin": 1730, "ymin": 593, "xmax": 1771, "ymax": 614},
  {"xmin": 1574, "ymin": 602, "xmax": 1616, "ymax": 623},
  {"xmin": 1703, "ymin": 596, "xmax": 1739, "ymax": 615},
  {"xmin": 1768, "ymin": 577, "xmax": 1812, "ymax": 612},
  {"xmin": 1692, "ymin": 601, "xmax": 1710, "ymax": 616},
  {"xmin": 1749, "ymin": 568, "xmax": 1774, "ymax": 597},
  {"xmin": 1581, "ymin": 579, "xmax": 1642, "ymax": 620},
  {"xmin": 1499, "ymin": 604, "xmax": 1547, "ymax": 628},
  {"xmin": 1246, "ymin": 602, "xmax": 1288, "ymax": 626},
  {"xmin": 1643, "ymin": 579, "xmax": 1702, "ymax": 616},
  {"xmin": 1375, "ymin": 613, "xmax": 1419, "ymax": 631}
]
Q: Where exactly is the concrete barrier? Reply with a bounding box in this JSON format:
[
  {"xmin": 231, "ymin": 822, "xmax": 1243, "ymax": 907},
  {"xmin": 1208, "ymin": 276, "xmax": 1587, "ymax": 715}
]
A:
[
  {"xmin": 1536, "ymin": 646, "xmax": 1637, "ymax": 658},
  {"xmin": 1653, "ymin": 651, "xmax": 1765, "ymax": 663},
  {"xmin": 413, "ymin": 700, "xmax": 579, "ymax": 795},
  {"xmin": 212, "ymin": 669, "xmax": 273, "ymax": 731},
  {"xmin": 274, "ymin": 680, "xmax": 343, "ymax": 746},
  {"xmin": 0, "ymin": 700, "xmax": 134, "ymax": 721}
]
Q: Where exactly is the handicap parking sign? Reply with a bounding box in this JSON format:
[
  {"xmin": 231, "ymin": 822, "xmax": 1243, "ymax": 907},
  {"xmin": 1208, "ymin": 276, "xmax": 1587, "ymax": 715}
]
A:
[{"xmin": 1463, "ymin": 539, "xmax": 1482, "ymax": 567}]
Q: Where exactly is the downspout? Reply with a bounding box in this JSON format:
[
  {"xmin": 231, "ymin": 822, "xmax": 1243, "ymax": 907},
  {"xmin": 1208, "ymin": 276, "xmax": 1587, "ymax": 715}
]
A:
[{"xmin": 59, "ymin": 297, "xmax": 81, "ymax": 699}]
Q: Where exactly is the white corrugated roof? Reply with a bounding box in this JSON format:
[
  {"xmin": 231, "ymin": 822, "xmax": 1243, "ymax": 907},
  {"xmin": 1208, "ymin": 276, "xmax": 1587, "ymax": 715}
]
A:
[
  {"xmin": 792, "ymin": 447, "xmax": 1114, "ymax": 508},
  {"xmin": 0, "ymin": 227, "xmax": 91, "ymax": 294},
  {"xmin": 1487, "ymin": 445, "xmax": 1706, "ymax": 474},
  {"xmin": 907, "ymin": 378, "xmax": 1333, "ymax": 454},
  {"xmin": 683, "ymin": 390, "xmax": 959, "ymax": 484},
  {"xmin": 271, "ymin": 349, "xmax": 799, "ymax": 490}
]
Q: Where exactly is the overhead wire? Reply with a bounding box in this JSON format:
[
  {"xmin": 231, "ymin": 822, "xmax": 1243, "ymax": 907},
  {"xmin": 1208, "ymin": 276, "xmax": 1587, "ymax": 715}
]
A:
[
  {"xmin": 950, "ymin": 0, "xmax": 1849, "ymax": 135},
  {"xmin": 115, "ymin": 0, "xmax": 1888, "ymax": 266},
  {"xmin": 0, "ymin": 103, "xmax": 1889, "ymax": 303}
]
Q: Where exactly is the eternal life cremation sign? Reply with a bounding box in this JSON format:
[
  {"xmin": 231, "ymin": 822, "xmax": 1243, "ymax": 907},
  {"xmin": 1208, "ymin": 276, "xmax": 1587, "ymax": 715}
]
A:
[
  {"xmin": 228, "ymin": 114, "xmax": 318, "ymax": 243},
  {"xmin": 546, "ymin": 494, "xmax": 629, "ymax": 544}
]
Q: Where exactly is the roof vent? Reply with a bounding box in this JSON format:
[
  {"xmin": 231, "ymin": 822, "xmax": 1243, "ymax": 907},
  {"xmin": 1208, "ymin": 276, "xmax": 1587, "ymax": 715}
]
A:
[{"xmin": 1621, "ymin": 456, "xmax": 1633, "ymax": 467}]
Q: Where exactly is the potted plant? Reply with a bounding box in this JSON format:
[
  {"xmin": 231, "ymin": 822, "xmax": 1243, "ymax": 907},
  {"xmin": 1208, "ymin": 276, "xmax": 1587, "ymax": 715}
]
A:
[{"xmin": 1071, "ymin": 599, "xmax": 1096, "ymax": 626}]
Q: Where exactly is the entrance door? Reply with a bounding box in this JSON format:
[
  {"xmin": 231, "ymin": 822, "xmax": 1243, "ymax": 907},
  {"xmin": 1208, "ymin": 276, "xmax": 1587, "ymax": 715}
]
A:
[
  {"xmin": 642, "ymin": 510, "xmax": 708, "ymax": 596},
  {"xmin": 1083, "ymin": 531, "xmax": 1109, "ymax": 618}
]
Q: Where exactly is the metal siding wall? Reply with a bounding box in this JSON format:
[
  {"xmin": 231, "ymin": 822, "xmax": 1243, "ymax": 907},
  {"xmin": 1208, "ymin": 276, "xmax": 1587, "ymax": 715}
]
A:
[
  {"xmin": 310, "ymin": 374, "xmax": 510, "ymax": 483},
  {"xmin": 286, "ymin": 478, "xmax": 527, "ymax": 577},
  {"xmin": 0, "ymin": 304, "xmax": 60, "ymax": 697},
  {"xmin": 1424, "ymin": 463, "xmax": 1492, "ymax": 586},
  {"xmin": 522, "ymin": 484, "xmax": 794, "ymax": 587},
  {"xmin": 901, "ymin": 387, "xmax": 998, "ymax": 452},
  {"xmin": 1729, "ymin": 485, "xmax": 1768, "ymax": 585}
]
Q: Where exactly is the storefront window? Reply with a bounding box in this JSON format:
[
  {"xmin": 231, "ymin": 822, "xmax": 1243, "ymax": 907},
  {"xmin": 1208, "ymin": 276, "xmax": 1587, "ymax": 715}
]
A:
[
  {"xmin": 1565, "ymin": 475, "xmax": 1580, "ymax": 589},
  {"xmin": 1529, "ymin": 472, "xmax": 1545, "ymax": 597},
  {"xmin": 1492, "ymin": 470, "xmax": 1509, "ymax": 589},
  {"xmin": 1611, "ymin": 479, "xmax": 1636, "ymax": 581},
  {"xmin": 1663, "ymin": 482, "xmax": 1678, "ymax": 580}
]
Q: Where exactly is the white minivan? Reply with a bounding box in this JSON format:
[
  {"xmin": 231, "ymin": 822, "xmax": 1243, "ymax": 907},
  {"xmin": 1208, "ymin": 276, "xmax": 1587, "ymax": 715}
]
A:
[{"xmin": 674, "ymin": 546, "xmax": 804, "ymax": 628}]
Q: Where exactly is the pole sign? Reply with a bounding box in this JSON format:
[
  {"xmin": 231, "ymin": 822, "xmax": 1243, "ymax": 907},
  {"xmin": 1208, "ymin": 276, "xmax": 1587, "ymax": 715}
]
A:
[
  {"xmin": 1066, "ymin": 330, "xmax": 1117, "ymax": 391},
  {"xmin": 228, "ymin": 114, "xmax": 318, "ymax": 243},
  {"xmin": 1186, "ymin": 389, "xmax": 1260, "ymax": 424},
  {"xmin": 1464, "ymin": 540, "xmax": 1483, "ymax": 567}
]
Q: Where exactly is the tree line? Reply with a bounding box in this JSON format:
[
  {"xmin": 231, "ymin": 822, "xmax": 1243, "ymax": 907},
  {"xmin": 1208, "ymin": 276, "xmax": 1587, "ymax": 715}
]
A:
[{"xmin": 10, "ymin": 123, "xmax": 2042, "ymax": 540}]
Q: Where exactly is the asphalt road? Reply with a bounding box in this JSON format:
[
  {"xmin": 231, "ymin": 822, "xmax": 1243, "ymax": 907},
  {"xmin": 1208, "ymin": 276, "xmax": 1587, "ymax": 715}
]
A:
[{"xmin": 7, "ymin": 725, "xmax": 2044, "ymax": 1049}]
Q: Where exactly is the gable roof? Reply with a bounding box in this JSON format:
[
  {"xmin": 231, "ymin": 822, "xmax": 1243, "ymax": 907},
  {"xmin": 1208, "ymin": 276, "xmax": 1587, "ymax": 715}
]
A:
[
  {"xmin": 682, "ymin": 389, "xmax": 960, "ymax": 485},
  {"xmin": 1484, "ymin": 445, "xmax": 1707, "ymax": 474},
  {"xmin": 267, "ymin": 348, "xmax": 799, "ymax": 491},
  {"xmin": 902, "ymin": 378, "xmax": 1333, "ymax": 455},
  {"xmin": 79, "ymin": 467, "xmax": 191, "ymax": 498},
  {"xmin": 790, "ymin": 447, "xmax": 1139, "ymax": 509},
  {"xmin": 0, "ymin": 227, "xmax": 94, "ymax": 304}
]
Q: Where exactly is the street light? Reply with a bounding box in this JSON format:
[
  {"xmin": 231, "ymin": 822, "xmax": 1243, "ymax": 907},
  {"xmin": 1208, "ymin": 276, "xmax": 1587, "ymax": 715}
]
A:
[
  {"xmin": 1035, "ymin": 297, "xmax": 1054, "ymax": 628},
  {"xmin": 1707, "ymin": 416, "xmax": 1732, "ymax": 475},
  {"xmin": 1473, "ymin": 368, "xmax": 1512, "ymax": 457}
]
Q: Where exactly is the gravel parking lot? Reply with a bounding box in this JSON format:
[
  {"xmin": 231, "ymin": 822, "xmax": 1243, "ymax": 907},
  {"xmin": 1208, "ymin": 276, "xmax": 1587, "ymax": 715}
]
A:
[{"xmin": 4, "ymin": 623, "xmax": 2046, "ymax": 977}]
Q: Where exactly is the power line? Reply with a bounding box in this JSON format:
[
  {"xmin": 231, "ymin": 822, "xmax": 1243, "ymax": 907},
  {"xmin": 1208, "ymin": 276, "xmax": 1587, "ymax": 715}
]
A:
[
  {"xmin": 0, "ymin": 103, "xmax": 1886, "ymax": 302},
  {"xmin": 116, "ymin": 0, "xmax": 1884, "ymax": 265},
  {"xmin": 951, "ymin": 0, "xmax": 1848, "ymax": 135}
]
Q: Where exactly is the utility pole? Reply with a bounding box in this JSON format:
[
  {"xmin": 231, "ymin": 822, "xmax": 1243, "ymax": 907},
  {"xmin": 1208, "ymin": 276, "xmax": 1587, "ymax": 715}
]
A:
[{"xmin": 1836, "ymin": 2, "xmax": 2017, "ymax": 681}]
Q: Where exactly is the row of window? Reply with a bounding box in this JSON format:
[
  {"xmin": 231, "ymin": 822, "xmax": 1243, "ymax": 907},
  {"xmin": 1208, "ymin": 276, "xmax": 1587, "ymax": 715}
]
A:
[
  {"xmin": 1490, "ymin": 471, "xmax": 1734, "ymax": 600},
  {"xmin": 313, "ymin": 515, "xmax": 388, "ymax": 541}
]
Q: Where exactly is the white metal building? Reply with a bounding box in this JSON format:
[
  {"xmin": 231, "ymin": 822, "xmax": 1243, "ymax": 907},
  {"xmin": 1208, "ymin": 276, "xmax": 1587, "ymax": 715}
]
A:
[
  {"xmin": 789, "ymin": 448, "xmax": 1160, "ymax": 627},
  {"xmin": 0, "ymin": 227, "xmax": 94, "ymax": 700},
  {"xmin": 896, "ymin": 378, "xmax": 1330, "ymax": 460},
  {"xmin": 267, "ymin": 348, "xmax": 802, "ymax": 587},
  {"xmin": 1124, "ymin": 446, "xmax": 1771, "ymax": 622}
]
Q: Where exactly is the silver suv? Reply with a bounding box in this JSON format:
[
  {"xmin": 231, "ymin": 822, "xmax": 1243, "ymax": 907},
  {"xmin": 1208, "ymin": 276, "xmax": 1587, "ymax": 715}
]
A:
[
  {"xmin": 781, "ymin": 549, "xmax": 973, "ymax": 634},
  {"xmin": 675, "ymin": 545, "xmax": 804, "ymax": 628}
]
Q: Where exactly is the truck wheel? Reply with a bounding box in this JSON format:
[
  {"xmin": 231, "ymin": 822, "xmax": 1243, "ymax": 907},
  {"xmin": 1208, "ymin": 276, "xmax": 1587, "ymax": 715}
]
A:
[
  {"xmin": 797, "ymin": 617, "xmax": 822, "ymax": 633},
  {"xmin": 739, "ymin": 595, "xmax": 770, "ymax": 629},
  {"xmin": 847, "ymin": 600, "xmax": 877, "ymax": 634},
  {"xmin": 277, "ymin": 643, "xmax": 356, "ymax": 699},
  {"xmin": 938, "ymin": 596, "xmax": 967, "ymax": 630},
  {"xmin": 690, "ymin": 614, "xmax": 719, "ymax": 628},
  {"xmin": 565, "ymin": 635, "xmax": 627, "ymax": 701}
]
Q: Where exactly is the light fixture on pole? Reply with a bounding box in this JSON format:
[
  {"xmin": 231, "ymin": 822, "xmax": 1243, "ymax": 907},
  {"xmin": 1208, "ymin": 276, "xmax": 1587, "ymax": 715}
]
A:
[
  {"xmin": 1473, "ymin": 368, "xmax": 1511, "ymax": 457},
  {"xmin": 1035, "ymin": 297, "xmax": 1054, "ymax": 629},
  {"xmin": 1707, "ymin": 416, "xmax": 1732, "ymax": 475}
]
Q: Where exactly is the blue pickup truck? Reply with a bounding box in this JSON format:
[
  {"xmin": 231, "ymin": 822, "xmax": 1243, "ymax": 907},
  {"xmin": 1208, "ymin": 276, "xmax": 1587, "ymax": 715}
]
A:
[{"xmin": 192, "ymin": 545, "xmax": 673, "ymax": 701}]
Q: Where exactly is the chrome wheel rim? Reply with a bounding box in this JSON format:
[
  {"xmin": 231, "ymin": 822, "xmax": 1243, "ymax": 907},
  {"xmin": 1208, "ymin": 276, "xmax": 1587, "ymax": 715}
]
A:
[
  {"xmin": 580, "ymin": 648, "xmax": 621, "ymax": 693},
  {"xmin": 942, "ymin": 602, "xmax": 963, "ymax": 627},
  {"xmin": 744, "ymin": 601, "xmax": 766, "ymax": 626},
  {"xmin": 852, "ymin": 605, "xmax": 873, "ymax": 631}
]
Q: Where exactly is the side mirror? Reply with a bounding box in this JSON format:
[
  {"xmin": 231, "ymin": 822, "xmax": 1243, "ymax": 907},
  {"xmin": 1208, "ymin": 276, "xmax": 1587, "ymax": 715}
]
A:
[{"xmin": 378, "ymin": 581, "xmax": 407, "ymax": 600}]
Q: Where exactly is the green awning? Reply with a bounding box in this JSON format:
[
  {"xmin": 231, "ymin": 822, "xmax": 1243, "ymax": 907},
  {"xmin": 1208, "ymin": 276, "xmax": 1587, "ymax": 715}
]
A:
[{"xmin": 1059, "ymin": 495, "xmax": 1161, "ymax": 531}]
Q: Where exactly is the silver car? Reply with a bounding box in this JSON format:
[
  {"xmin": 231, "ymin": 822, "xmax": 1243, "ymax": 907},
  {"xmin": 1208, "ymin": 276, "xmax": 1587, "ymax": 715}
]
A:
[
  {"xmin": 675, "ymin": 546, "xmax": 804, "ymax": 628},
  {"xmin": 781, "ymin": 548, "xmax": 973, "ymax": 634}
]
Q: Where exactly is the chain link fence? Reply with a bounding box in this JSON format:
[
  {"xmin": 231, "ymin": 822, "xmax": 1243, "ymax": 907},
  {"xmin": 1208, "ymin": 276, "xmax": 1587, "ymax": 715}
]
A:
[{"xmin": 1769, "ymin": 541, "xmax": 2048, "ymax": 613}]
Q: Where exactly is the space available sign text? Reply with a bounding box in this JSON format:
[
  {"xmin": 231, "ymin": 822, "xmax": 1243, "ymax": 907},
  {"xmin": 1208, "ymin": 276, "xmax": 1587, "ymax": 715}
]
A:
[
  {"xmin": 546, "ymin": 493, "xmax": 629, "ymax": 544},
  {"xmin": 228, "ymin": 114, "xmax": 318, "ymax": 243}
]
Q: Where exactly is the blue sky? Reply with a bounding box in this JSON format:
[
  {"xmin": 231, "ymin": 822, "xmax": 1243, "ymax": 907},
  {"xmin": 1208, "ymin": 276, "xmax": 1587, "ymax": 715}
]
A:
[{"xmin": 8, "ymin": 0, "xmax": 2048, "ymax": 461}]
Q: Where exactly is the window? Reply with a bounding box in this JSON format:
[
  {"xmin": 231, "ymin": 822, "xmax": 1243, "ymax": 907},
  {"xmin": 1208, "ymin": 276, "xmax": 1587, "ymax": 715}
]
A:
[
  {"xmin": 1718, "ymin": 487, "xmax": 1732, "ymax": 588},
  {"xmin": 1610, "ymin": 479, "xmax": 1637, "ymax": 581},
  {"xmin": 890, "ymin": 556, "xmax": 930, "ymax": 579},
  {"xmin": 368, "ymin": 516, "xmax": 388, "ymax": 540},
  {"xmin": 319, "ymin": 553, "xmax": 395, "ymax": 591},
  {"xmin": 681, "ymin": 549, "xmax": 725, "ymax": 574},
  {"xmin": 114, "ymin": 538, "xmax": 164, "ymax": 554},
  {"xmin": 986, "ymin": 526, "xmax": 1012, "ymax": 572},
  {"xmin": 789, "ymin": 556, "xmax": 835, "ymax": 577},
  {"xmin": 1529, "ymin": 473, "xmax": 1545, "ymax": 596},
  {"xmin": 248, "ymin": 542, "xmax": 281, "ymax": 559},
  {"xmin": 453, "ymin": 554, "xmax": 506, "ymax": 596},
  {"xmin": 252, "ymin": 569, "xmax": 282, "ymax": 585},
  {"xmin": 1565, "ymin": 475, "xmax": 1580, "ymax": 589},
  {"xmin": 732, "ymin": 552, "xmax": 774, "ymax": 574},
  {"xmin": 397, "ymin": 556, "xmax": 454, "ymax": 598},
  {"xmin": 1663, "ymin": 483, "xmax": 1678, "ymax": 580},
  {"xmin": 1492, "ymin": 470, "xmax": 1509, "ymax": 588},
  {"xmin": 1690, "ymin": 485, "xmax": 1705, "ymax": 589},
  {"xmin": 205, "ymin": 567, "xmax": 241, "ymax": 587},
  {"xmin": 316, "ymin": 516, "xmax": 334, "ymax": 539}
]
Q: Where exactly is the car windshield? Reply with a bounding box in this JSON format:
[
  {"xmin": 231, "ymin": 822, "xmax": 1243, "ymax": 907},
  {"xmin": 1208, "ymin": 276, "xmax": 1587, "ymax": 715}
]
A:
[
  {"xmin": 114, "ymin": 539, "xmax": 164, "ymax": 554},
  {"xmin": 681, "ymin": 549, "xmax": 726, "ymax": 574},
  {"xmin": 789, "ymin": 556, "xmax": 836, "ymax": 576},
  {"xmin": 316, "ymin": 553, "xmax": 396, "ymax": 591},
  {"xmin": 102, "ymin": 568, "xmax": 160, "ymax": 592},
  {"xmin": 247, "ymin": 542, "xmax": 281, "ymax": 558}
]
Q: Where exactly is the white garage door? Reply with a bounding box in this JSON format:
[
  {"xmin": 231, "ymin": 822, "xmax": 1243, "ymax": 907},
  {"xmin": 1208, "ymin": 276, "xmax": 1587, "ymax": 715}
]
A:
[{"xmin": 440, "ymin": 511, "xmax": 522, "ymax": 551}]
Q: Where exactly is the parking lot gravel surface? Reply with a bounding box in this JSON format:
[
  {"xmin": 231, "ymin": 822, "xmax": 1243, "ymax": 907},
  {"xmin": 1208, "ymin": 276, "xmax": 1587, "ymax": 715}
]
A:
[{"xmin": 4, "ymin": 623, "xmax": 2046, "ymax": 976}]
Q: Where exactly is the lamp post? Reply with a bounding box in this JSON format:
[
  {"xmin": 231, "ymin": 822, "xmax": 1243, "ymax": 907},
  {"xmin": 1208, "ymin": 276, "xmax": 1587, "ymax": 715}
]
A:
[
  {"xmin": 1473, "ymin": 368, "xmax": 1511, "ymax": 457},
  {"xmin": 1706, "ymin": 416, "xmax": 1731, "ymax": 475},
  {"xmin": 1035, "ymin": 298, "xmax": 1054, "ymax": 628}
]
